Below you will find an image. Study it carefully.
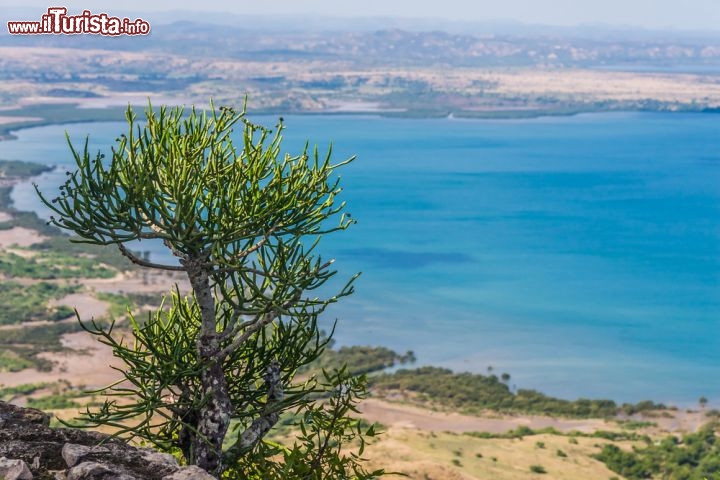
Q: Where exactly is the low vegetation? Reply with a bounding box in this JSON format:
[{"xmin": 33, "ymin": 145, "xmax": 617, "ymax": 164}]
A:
[
  {"xmin": 0, "ymin": 249, "xmax": 116, "ymax": 279},
  {"xmin": 0, "ymin": 159, "xmax": 52, "ymax": 178},
  {"xmin": 465, "ymin": 426, "xmax": 650, "ymax": 443},
  {"xmin": 0, "ymin": 281, "xmax": 77, "ymax": 325},
  {"xmin": 0, "ymin": 322, "xmax": 86, "ymax": 371},
  {"xmin": 0, "ymin": 350, "xmax": 36, "ymax": 373},
  {"xmin": 595, "ymin": 423, "xmax": 720, "ymax": 479},
  {"xmin": 371, "ymin": 366, "xmax": 668, "ymax": 418},
  {"xmin": 30, "ymin": 236, "xmax": 138, "ymax": 271},
  {"xmin": 0, "ymin": 382, "xmax": 51, "ymax": 401},
  {"xmin": 302, "ymin": 345, "xmax": 416, "ymax": 376}
]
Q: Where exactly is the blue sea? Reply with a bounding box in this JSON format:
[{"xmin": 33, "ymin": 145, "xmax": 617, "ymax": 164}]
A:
[{"xmin": 2, "ymin": 112, "xmax": 719, "ymax": 406}]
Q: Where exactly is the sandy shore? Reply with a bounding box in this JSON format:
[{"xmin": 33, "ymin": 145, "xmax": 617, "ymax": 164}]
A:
[
  {"xmin": 359, "ymin": 397, "xmax": 707, "ymax": 435},
  {"xmin": 0, "ymin": 226, "xmax": 48, "ymax": 248},
  {"xmin": 49, "ymin": 292, "xmax": 111, "ymax": 319},
  {"xmin": 359, "ymin": 397, "xmax": 609, "ymax": 433},
  {"xmin": 84, "ymin": 270, "xmax": 190, "ymax": 294},
  {"xmin": 0, "ymin": 330, "xmax": 123, "ymax": 390},
  {"xmin": 0, "ymin": 116, "xmax": 42, "ymax": 125}
]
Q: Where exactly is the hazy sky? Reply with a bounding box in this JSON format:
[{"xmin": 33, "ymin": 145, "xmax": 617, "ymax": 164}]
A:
[{"xmin": 5, "ymin": 0, "xmax": 720, "ymax": 31}]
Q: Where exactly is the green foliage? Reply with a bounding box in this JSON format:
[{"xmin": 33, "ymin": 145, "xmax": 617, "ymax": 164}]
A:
[
  {"xmin": 0, "ymin": 159, "xmax": 52, "ymax": 178},
  {"xmin": 0, "ymin": 349, "xmax": 35, "ymax": 372},
  {"xmin": 30, "ymin": 235, "xmax": 137, "ymax": 271},
  {"xmin": 27, "ymin": 393, "xmax": 80, "ymax": 410},
  {"xmin": 40, "ymin": 101, "xmax": 382, "ymax": 478},
  {"xmin": 529, "ymin": 464, "xmax": 547, "ymax": 474},
  {"xmin": 0, "ymin": 250, "xmax": 116, "ymax": 279},
  {"xmin": 0, "ymin": 281, "xmax": 78, "ymax": 325},
  {"xmin": 0, "ymin": 322, "xmax": 83, "ymax": 346},
  {"xmin": 94, "ymin": 292, "xmax": 143, "ymax": 318},
  {"xmin": 0, "ymin": 208, "xmax": 62, "ymax": 236},
  {"xmin": 0, "ymin": 382, "xmax": 51, "ymax": 401},
  {"xmin": 595, "ymin": 423, "xmax": 720, "ymax": 480},
  {"xmin": 619, "ymin": 399, "xmax": 670, "ymax": 416},
  {"xmin": 465, "ymin": 426, "xmax": 558, "ymax": 440},
  {"xmin": 77, "ymin": 289, "xmax": 332, "ymax": 447},
  {"xmin": 0, "ymin": 322, "xmax": 85, "ymax": 371},
  {"xmin": 465, "ymin": 426, "xmax": 646, "ymax": 442},
  {"xmin": 0, "ymin": 381, "xmax": 90, "ymax": 411},
  {"xmin": 303, "ymin": 345, "xmax": 415, "ymax": 377},
  {"xmin": 0, "ymin": 186, "xmax": 12, "ymax": 212},
  {"xmin": 371, "ymin": 366, "xmax": 666, "ymax": 418},
  {"xmin": 616, "ymin": 420, "xmax": 657, "ymax": 430},
  {"xmin": 226, "ymin": 370, "xmax": 383, "ymax": 480}
]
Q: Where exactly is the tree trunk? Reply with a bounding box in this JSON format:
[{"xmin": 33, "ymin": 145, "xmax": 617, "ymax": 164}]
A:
[
  {"xmin": 193, "ymin": 353, "xmax": 232, "ymax": 476},
  {"xmin": 184, "ymin": 257, "xmax": 233, "ymax": 477}
]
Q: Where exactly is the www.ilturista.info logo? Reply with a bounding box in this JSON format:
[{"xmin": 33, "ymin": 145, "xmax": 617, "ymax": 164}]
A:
[{"xmin": 7, "ymin": 7, "xmax": 150, "ymax": 36}]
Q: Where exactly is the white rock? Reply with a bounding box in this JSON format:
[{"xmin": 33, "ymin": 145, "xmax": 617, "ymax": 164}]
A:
[
  {"xmin": 0, "ymin": 457, "xmax": 33, "ymax": 480},
  {"xmin": 139, "ymin": 448, "xmax": 179, "ymax": 467},
  {"xmin": 66, "ymin": 461, "xmax": 136, "ymax": 480},
  {"xmin": 161, "ymin": 465, "xmax": 215, "ymax": 480},
  {"xmin": 61, "ymin": 444, "xmax": 109, "ymax": 468}
]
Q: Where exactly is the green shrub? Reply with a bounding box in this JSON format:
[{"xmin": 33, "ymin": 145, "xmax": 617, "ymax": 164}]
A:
[
  {"xmin": 595, "ymin": 424, "xmax": 720, "ymax": 480},
  {"xmin": 370, "ymin": 366, "xmax": 648, "ymax": 418},
  {"xmin": 0, "ymin": 281, "xmax": 78, "ymax": 325},
  {"xmin": 27, "ymin": 393, "xmax": 80, "ymax": 410},
  {"xmin": 0, "ymin": 250, "xmax": 116, "ymax": 279}
]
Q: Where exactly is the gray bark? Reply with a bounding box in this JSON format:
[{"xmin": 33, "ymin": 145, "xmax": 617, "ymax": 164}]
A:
[
  {"xmin": 225, "ymin": 361, "xmax": 284, "ymax": 462},
  {"xmin": 183, "ymin": 257, "xmax": 233, "ymax": 477}
]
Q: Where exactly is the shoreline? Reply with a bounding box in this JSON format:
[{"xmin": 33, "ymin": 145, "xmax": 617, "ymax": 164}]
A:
[{"xmin": 1, "ymin": 101, "xmax": 719, "ymax": 143}]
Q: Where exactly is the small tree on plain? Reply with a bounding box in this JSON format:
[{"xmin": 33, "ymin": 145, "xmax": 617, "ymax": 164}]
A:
[{"xmin": 37, "ymin": 102, "xmax": 382, "ymax": 479}]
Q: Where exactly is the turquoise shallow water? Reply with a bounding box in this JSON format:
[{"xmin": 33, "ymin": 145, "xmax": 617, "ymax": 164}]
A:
[{"xmin": 3, "ymin": 112, "xmax": 719, "ymax": 405}]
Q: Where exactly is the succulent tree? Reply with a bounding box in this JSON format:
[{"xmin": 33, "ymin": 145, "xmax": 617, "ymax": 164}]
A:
[{"xmin": 36, "ymin": 102, "xmax": 381, "ymax": 479}]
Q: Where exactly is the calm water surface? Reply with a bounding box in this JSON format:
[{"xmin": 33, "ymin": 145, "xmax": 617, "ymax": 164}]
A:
[{"xmin": 3, "ymin": 112, "xmax": 719, "ymax": 405}]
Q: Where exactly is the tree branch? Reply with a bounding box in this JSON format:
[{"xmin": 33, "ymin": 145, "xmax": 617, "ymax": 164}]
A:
[
  {"xmin": 218, "ymin": 310, "xmax": 279, "ymax": 360},
  {"xmin": 227, "ymin": 361, "xmax": 283, "ymax": 459},
  {"xmin": 218, "ymin": 291, "xmax": 302, "ymax": 360},
  {"xmin": 214, "ymin": 224, "xmax": 280, "ymax": 266},
  {"xmin": 118, "ymin": 243, "xmax": 187, "ymax": 271},
  {"xmin": 211, "ymin": 265, "xmax": 279, "ymax": 278}
]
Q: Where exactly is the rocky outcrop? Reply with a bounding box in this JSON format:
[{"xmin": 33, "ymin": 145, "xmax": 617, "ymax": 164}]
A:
[{"xmin": 0, "ymin": 401, "xmax": 214, "ymax": 480}]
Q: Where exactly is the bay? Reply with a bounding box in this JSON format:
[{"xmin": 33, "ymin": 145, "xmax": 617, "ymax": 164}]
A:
[{"xmin": 3, "ymin": 111, "xmax": 719, "ymax": 405}]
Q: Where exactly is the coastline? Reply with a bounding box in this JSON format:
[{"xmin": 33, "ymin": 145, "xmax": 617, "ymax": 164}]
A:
[{"xmin": 1, "ymin": 101, "xmax": 719, "ymax": 142}]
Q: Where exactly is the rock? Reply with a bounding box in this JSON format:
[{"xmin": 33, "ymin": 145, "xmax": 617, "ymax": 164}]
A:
[
  {"xmin": 0, "ymin": 403, "xmax": 50, "ymax": 429},
  {"xmin": 66, "ymin": 461, "xmax": 137, "ymax": 480},
  {"xmin": 0, "ymin": 457, "xmax": 34, "ymax": 479},
  {"xmin": 138, "ymin": 448, "xmax": 178, "ymax": 468},
  {"xmin": 62, "ymin": 444, "xmax": 109, "ymax": 468},
  {"xmin": 161, "ymin": 465, "xmax": 216, "ymax": 480},
  {"xmin": 0, "ymin": 401, "xmax": 214, "ymax": 480}
]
